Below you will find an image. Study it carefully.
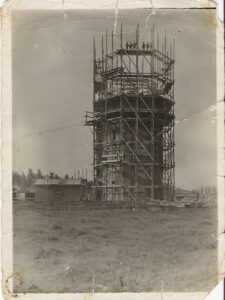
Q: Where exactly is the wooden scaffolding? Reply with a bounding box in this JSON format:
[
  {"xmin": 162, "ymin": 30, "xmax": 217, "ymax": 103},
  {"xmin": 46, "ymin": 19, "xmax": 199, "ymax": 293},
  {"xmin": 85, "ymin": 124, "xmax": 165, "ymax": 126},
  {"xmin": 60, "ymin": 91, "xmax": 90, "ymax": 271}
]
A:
[{"xmin": 85, "ymin": 24, "xmax": 175, "ymax": 207}]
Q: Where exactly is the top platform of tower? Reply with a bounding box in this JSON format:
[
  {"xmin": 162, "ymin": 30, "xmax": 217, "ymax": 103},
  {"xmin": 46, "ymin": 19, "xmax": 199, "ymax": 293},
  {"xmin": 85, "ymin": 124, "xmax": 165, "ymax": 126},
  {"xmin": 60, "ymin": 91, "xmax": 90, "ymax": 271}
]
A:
[
  {"xmin": 91, "ymin": 24, "xmax": 175, "ymax": 104},
  {"xmin": 115, "ymin": 48, "xmax": 174, "ymax": 63},
  {"xmin": 93, "ymin": 23, "xmax": 175, "ymax": 62}
]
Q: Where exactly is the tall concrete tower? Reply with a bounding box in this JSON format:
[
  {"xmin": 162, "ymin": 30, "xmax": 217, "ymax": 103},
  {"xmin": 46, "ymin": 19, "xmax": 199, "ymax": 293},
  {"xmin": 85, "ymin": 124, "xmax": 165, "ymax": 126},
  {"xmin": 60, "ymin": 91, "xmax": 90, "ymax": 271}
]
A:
[{"xmin": 86, "ymin": 24, "xmax": 175, "ymax": 207}]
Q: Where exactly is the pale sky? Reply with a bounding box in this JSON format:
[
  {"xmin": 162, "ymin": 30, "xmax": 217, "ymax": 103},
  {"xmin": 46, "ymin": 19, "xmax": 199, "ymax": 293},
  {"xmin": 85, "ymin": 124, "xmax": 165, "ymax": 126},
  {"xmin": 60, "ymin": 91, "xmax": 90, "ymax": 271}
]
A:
[{"xmin": 12, "ymin": 9, "xmax": 217, "ymax": 189}]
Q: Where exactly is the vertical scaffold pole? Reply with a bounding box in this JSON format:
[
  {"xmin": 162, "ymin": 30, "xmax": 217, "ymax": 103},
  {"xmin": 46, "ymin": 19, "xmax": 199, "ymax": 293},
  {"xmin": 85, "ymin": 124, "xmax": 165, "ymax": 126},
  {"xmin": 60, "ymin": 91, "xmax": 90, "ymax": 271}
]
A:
[
  {"xmin": 105, "ymin": 28, "xmax": 108, "ymax": 71},
  {"xmin": 134, "ymin": 23, "xmax": 139, "ymax": 208},
  {"xmin": 151, "ymin": 24, "xmax": 155, "ymax": 201},
  {"xmin": 93, "ymin": 36, "xmax": 96, "ymax": 201}
]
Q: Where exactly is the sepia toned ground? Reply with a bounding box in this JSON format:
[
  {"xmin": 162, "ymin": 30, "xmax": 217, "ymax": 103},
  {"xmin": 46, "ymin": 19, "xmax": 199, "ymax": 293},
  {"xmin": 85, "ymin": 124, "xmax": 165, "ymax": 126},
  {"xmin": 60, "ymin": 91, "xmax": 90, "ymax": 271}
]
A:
[{"xmin": 13, "ymin": 199, "xmax": 218, "ymax": 293}]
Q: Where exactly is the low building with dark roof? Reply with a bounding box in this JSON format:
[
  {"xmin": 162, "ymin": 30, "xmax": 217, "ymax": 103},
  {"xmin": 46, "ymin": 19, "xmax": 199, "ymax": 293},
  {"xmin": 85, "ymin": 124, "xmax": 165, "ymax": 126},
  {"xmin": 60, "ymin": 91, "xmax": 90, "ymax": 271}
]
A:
[{"xmin": 34, "ymin": 178, "xmax": 87, "ymax": 203}]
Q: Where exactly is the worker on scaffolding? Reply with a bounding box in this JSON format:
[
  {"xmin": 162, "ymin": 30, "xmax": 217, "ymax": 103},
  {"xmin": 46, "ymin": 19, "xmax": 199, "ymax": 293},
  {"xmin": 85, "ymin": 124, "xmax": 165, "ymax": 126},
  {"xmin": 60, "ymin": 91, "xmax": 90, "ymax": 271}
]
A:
[
  {"xmin": 133, "ymin": 42, "xmax": 137, "ymax": 49},
  {"xmin": 125, "ymin": 41, "xmax": 129, "ymax": 50},
  {"xmin": 142, "ymin": 42, "xmax": 146, "ymax": 50},
  {"xmin": 146, "ymin": 42, "xmax": 150, "ymax": 50},
  {"xmin": 128, "ymin": 42, "xmax": 132, "ymax": 50}
]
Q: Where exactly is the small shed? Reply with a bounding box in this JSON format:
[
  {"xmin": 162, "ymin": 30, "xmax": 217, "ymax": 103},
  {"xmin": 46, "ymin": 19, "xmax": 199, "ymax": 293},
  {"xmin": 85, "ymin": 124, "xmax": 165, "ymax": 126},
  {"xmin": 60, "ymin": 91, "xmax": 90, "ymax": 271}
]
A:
[
  {"xmin": 34, "ymin": 178, "xmax": 87, "ymax": 203},
  {"xmin": 13, "ymin": 187, "xmax": 35, "ymax": 200}
]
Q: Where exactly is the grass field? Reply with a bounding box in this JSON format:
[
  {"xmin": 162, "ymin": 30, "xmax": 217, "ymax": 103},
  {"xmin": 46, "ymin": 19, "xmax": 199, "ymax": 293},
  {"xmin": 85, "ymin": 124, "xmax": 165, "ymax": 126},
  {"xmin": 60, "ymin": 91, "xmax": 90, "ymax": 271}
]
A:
[{"xmin": 13, "ymin": 199, "xmax": 218, "ymax": 293}]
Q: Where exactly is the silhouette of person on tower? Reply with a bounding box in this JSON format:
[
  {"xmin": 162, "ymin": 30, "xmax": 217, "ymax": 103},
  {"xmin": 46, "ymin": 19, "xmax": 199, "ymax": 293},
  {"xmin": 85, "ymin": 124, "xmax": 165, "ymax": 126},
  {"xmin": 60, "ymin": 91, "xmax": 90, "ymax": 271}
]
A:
[{"xmin": 142, "ymin": 42, "xmax": 146, "ymax": 50}]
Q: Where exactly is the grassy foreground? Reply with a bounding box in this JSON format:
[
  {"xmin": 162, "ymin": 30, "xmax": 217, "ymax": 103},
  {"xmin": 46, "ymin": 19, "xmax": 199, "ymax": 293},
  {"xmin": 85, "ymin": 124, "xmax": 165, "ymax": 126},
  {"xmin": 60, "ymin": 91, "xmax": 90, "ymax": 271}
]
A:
[{"xmin": 13, "ymin": 200, "xmax": 218, "ymax": 292}]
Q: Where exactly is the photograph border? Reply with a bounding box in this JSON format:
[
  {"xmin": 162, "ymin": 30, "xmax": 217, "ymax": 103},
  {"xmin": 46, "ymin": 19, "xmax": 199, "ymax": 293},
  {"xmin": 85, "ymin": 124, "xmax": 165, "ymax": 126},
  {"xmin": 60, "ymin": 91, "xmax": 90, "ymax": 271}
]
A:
[{"xmin": 1, "ymin": 0, "xmax": 224, "ymax": 299}]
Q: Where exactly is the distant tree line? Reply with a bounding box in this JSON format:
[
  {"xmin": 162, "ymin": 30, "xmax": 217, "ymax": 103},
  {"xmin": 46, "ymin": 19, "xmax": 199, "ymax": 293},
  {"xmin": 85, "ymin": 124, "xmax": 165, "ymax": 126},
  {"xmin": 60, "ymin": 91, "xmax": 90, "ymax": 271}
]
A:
[
  {"xmin": 12, "ymin": 169, "xmax": 79, "ymax": 191},
  {"xmin": 189, "ymin": 185, "xmax": 217, "ymax": 195},
  {"xmin": 190, "ymin": 185, "xmax": 217, "ymax": 199},
  {"xmin": 13, "ymin": 169, "xmax": 43, "ymax": 190},
  {"xmin": 198, "ymin": 185, "xmax": 217, "ymax": 196}
]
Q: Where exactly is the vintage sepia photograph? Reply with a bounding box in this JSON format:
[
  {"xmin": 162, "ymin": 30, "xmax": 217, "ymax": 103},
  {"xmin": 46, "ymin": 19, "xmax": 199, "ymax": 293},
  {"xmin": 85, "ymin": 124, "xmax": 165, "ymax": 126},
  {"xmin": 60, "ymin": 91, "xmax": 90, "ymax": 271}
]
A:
[{"xmin": 6, "ymin": 3, "xmax": 220, "ymax": 296}]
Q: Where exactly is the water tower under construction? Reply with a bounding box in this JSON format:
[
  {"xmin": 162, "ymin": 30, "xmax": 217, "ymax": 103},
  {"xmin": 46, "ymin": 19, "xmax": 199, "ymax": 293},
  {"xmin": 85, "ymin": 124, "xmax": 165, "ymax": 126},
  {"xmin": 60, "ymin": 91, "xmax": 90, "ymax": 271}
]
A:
[{"xmin": 85, "ymin": 24, "xmax": 175, "ymax": 207}]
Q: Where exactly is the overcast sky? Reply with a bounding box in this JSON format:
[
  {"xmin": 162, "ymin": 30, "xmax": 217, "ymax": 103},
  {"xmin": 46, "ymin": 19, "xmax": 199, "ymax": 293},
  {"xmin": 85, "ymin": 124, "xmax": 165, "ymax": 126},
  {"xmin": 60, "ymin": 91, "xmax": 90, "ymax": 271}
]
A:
[{"xmin": 12, "ymin": 9, "xmax": 217, "ymax": 189}]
